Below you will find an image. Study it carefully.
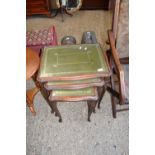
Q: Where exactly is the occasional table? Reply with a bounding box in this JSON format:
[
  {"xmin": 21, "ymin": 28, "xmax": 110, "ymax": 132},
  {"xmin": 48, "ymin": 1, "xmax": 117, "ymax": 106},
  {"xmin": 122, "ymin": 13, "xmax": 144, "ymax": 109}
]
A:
[
  {"xmin": 26, "ymin": 48, "xmax": 40, "ymax": 115},
  {"xmin": 37, "ymin": 44, "xmax": 111, "ymax": 122}
]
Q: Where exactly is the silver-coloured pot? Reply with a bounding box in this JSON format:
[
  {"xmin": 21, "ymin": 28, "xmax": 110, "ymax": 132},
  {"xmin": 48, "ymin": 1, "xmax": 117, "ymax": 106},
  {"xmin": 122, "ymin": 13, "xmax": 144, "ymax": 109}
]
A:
[
  {"xmin": 61, "ymin": 36, "xmax": 76, "ymax": 45},
  {"xmin": 81, "ymin": 31, "xmax": 98, "ymax": 44}
]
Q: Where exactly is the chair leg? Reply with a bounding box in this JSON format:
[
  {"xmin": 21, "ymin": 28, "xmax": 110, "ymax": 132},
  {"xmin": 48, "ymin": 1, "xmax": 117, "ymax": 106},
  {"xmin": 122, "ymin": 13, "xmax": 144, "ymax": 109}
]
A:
[
  {"xmin": 119, "ymin": 57, "xmax": 129, "ymax": 64},
  {"xmin": 87, "ymin": 102, "xmax": 91, "ymax": 121},
  {"xmin": 50, "ymin": 101, "xmax": 62, "ymax": 122},
  {"xmin": 111, "ymin": 96, "xmax": 117, "ymax": 118},
  {"xmin": 110, "ymin": 67, "xmax": 117, "ymax": 118},
  {"xmin": 26, "ymin": 87, "xmax": 40, "ymax": 115},
  {"xmin": 87, "ymin": 101, "xmax": 97, "ymax": 122}
]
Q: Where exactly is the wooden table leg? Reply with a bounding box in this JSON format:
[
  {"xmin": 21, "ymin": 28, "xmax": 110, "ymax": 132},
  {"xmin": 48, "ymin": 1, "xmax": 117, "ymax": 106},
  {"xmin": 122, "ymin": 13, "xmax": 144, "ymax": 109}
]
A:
[
  {"xmin": 87, "ymin": 101, "xmax": 97, "ymax": 122},
  {"xmin": 97, "ymin": 86, "xmax": 106, "ymax": 109},
  {"xmin": 49, "ymin": 101, "xmax": 62, "ymax": 122},
  {"xmin": 26, "ymin": 87, "xmax": 40, "ymax": 115},
  {"xmin": 37, "ymin": 82, "xmax": 55, "ymax": 114}
]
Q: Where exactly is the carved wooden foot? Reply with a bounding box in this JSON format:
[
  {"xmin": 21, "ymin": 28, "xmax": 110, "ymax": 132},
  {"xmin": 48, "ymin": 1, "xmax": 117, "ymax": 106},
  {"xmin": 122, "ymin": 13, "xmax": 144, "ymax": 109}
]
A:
[
  {"xmin": 26, "ymin": 87, "xmax": 40, "ymax": 115},
  {"xmin": 48, "ymin": 102, "xmax": 55, "ymax": 114},
  {"xmin": 29, "ymin": 106, "xmax": 36, "ymax": 116},
  {"xmin": 50, "ymin": 102, "xmax": 62, "ymax": 122}
]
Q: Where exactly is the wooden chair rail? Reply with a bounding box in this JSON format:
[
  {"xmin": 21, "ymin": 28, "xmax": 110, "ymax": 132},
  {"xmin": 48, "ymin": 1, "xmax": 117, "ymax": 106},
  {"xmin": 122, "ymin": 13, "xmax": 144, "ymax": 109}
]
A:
[
  {"xmin": 108, "ymin": 30, "xmax": 126, "ymax": 105},
  {"xmin": 111, "ymin": 0, "xmax": 120, "ymax": 40},
  {"xmin": 119, "ymin": 57, "xmax": 129, "ymax": 64}
]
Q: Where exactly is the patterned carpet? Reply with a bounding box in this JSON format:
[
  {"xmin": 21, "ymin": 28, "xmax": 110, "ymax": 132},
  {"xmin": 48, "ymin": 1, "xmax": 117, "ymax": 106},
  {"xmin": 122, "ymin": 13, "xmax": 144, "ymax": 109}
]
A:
[{"xmin": 26, "ymin": 10, "xmax": 129, "ymax": 155}]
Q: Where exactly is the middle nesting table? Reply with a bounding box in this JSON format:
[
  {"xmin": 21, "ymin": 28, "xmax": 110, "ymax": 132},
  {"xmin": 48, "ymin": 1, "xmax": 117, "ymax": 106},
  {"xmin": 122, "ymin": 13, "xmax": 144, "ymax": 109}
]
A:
[{"xmin": 37, "ymin": 44, "xmax": 111, "ymax": 122}]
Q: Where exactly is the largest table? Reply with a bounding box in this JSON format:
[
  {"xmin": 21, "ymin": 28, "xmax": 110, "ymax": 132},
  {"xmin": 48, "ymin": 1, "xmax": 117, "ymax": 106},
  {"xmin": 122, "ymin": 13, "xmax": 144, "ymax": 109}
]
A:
[{"xmin": 37, "ymin": 44, "xmax": 111, "ymax": 82}]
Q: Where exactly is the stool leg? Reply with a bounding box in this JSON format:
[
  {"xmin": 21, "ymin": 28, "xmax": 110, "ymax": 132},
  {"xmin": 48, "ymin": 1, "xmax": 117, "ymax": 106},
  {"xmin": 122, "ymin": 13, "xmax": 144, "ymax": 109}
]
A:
[
  {"xmin": 87, "ymin": 101, "xmax": 97, "ymax": 122},
  {"xmin": 26, "ymin": 87, "xmax": 40, "ymax": 115},
  {"xmin": 50, "ymin": 101, "xmax": 62, "ymax": 122}
]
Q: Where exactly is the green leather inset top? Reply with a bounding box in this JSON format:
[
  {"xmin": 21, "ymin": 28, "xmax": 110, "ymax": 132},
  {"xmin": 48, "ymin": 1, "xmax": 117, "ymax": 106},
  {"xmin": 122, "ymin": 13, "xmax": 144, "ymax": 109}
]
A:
[
  {"xmin": 46, "ymin": 78, "xmax": 102, "ymax": 86},
  {"xmin": 38, "ymin": 44, "xmax": 110, "ymax": 81},
  {"xmin": 44, "ymin": 77, "xmax": 104, "ymax": 90},
  {"xmin": 51, "ymin": 87, "xmax": 96, "ymax": 97}
]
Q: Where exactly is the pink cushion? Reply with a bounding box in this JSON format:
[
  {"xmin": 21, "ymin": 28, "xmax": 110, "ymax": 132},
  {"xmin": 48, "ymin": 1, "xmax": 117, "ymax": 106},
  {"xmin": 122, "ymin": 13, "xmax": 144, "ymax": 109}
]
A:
[{"xmin": 26, "ymin": 26, "xmax": 58, "ymax": 56}]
